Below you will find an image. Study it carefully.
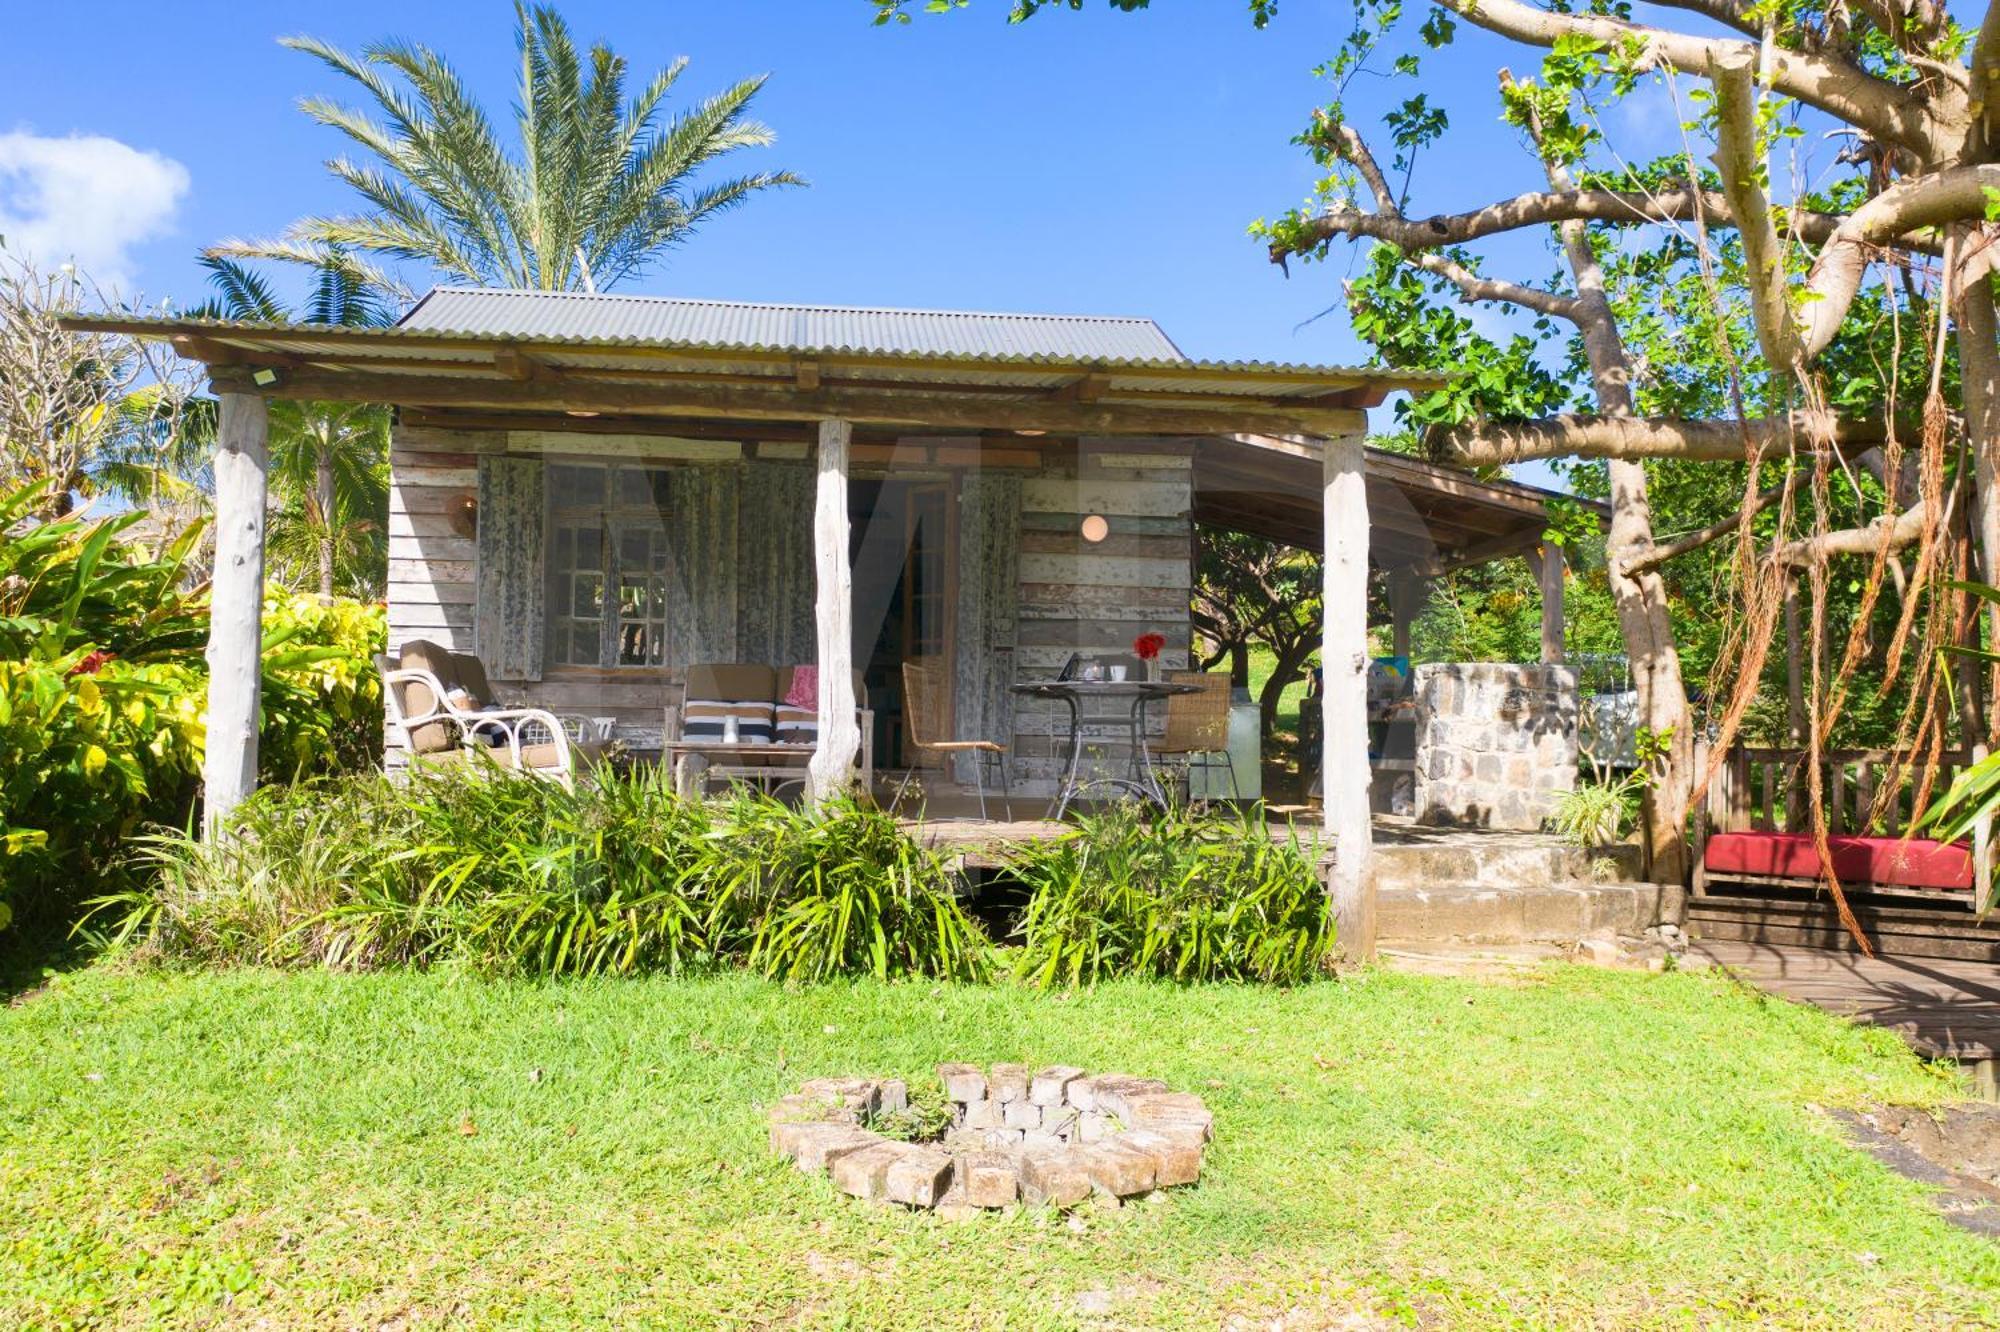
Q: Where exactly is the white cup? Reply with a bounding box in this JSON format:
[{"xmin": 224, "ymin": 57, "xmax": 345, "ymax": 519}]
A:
[{"xmin": 1109, "ymin": 665, "xmax": 1128, "ymax": 682}]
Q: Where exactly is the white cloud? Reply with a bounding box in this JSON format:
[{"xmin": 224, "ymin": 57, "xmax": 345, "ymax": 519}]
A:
[{"xmin": 0, "ymin": 131, "xmax": 189, "ymax": 289}]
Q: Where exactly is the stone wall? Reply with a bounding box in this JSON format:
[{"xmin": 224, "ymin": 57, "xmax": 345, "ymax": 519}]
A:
[{"xmin": 1412, "ymin": 663, "xmax": 1578, "ymax": 830}]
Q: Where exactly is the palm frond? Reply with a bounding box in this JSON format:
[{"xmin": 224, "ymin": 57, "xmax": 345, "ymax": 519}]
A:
[
  {"xmin": 265, "ymin": 9, "xmax": 795, "ymax": 291},
  {"xmin": 198, "ymin": 256, "xmax": 288, "ymax": 322}
]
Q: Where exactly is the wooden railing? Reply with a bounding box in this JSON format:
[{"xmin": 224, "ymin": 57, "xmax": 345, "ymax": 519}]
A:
[{"xmin": 1695, "ymin": 743, "xmax": 1975, "ymax": 838}]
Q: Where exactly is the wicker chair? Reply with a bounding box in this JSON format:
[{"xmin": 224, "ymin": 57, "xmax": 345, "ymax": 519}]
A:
[
  {"xmin": 377, "ymin": 641, "xmax": 604, "ymax": 789},
  {"xmin": 1150, "ymin": 670, "xmax": 1238, "ymax": 801},
  {"xmin": 895, "ymin": 658, "xmax": 1012, "ymax": 818}
]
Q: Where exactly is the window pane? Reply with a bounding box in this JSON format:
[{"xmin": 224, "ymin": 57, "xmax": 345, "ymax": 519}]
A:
[{"xmin": 541, "ymin": 465, "xmax": 677, "ymax": 670}]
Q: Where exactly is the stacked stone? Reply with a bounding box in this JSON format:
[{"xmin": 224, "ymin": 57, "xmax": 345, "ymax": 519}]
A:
[
  {"xmin": 1410, "ymin": 662, "xmax": 1580, "ymax": 831},
  {"xmin": 767, "ymin": 1065, "xmax": 1212, "ymax": 1211}
]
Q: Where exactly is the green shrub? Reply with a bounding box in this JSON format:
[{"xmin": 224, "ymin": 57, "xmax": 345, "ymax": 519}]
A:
[
  {"xmin": 703, "ymin": 792, "xmax": 989, "ymax": 982},
  {"xmin": 1006, "ymin": 803, "xmax": 1332, "ymax": 986},
  {"xmin": 102, "ymin": 770, "xmax": 988, "ymax": 981},
  {"xmin": 0, "ymin": 482, "xmax": 382, "ymax": 928},
  {"xmin": 1547, "ymin": 781, "xmax": 1632, "ymax": 849}
]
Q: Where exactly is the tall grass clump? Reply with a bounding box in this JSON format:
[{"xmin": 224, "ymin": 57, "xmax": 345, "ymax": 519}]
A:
[
  {"xmin": 97, "ymin": 768, "xmax": 987, "ymax": 981},
  {"xmin": 1006, "ymin": 803, "xmax": 1332, "ymax": 986},
  {"xmin": 704, "ymin": 792, "xmax": 989, "ymax": 982}
]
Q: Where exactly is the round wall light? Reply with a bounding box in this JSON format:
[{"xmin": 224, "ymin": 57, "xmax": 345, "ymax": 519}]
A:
[{"xmin": 1080, "ymin": 514, "xmax": 1109, "ymax": 543}]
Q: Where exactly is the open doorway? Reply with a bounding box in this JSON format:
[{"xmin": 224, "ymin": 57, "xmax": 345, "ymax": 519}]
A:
[{"xmin": 849, "ymin": 478, "xmax": 955, "ymax": 773}]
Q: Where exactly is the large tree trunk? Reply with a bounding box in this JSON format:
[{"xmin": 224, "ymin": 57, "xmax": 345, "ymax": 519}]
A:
[
  {"xmin": 1957, "ymin": 258, "xmax": 2000, "ymax": 677},
  {"xmin": 1550, "ymin": 208, "xmax": 1694, "ymax": 887},
  {"xmin": 1258, "ymin": 636, "xmax": 1317, "ymax": 741}
]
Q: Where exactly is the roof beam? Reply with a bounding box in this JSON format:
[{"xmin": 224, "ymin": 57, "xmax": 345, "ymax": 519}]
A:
[
  {"xmin": 209, "ymin": 366, "xmax": 1371, "ymax": 438},
  {"xmin": 493, "ymin": 345, "xmax": 557, "ymax": 383},
  {"xmin": 1055, "ymin": 373, "xmax": 1111, "ymax": 403}
]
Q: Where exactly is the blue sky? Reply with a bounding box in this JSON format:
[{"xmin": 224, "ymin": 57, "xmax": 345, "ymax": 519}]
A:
[{"xmin": 0, "ymin": 0, "xmax": 1701, "ymax": 473}]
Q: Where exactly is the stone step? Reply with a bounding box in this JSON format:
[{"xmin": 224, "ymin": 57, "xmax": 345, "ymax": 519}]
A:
[
  {"xmin": 1381, "ymin": 939, "xmax": 1670, "ymax": 976},
  {"xmin": 1376, "ymin": 879, "xmax": 1665, "ymax": 947},
  {"xmin": 1372, "ymin": 831, "xmax": 1597, "ymax": 893}
]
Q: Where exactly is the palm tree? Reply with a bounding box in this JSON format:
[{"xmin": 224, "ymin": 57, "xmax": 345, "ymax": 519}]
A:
[
  {"xmin": 214, "ymin": 3, "xmax": 800, "ymax": 292},
  {"xmin": 194, "ymin": 255, "xmax": 391, "ymax": 599}
]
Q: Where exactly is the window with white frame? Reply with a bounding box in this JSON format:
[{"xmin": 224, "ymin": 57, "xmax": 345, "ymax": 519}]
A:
[{"xmin": 545, "ymin": 464, "xmax": 672, "ymax": 668}]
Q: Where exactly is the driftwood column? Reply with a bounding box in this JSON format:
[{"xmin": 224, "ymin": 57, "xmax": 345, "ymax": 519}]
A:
[
  {"xmin": 808, "ymin": 417, "xmax": 861, "ymax": 805},
  {"xmin": 203, "ymin": 392, "xmax": 271, "ymax": 836},
  {"xmin": 1321, "ymin": 432, "xmax": 1375, "ymax": 960},
  {"xmin": 1386, "ymin": 570, "xmax": 1423, "ymax": 660},
  {"xmin": 1530, "ymin": 542, "xmax": 1565, "ymax": 664}
]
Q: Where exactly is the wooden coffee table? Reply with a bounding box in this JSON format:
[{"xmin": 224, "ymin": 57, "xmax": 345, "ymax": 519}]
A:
[{"xmin": 664, "ymin": 741, "xmax": 817, "ymax": 799}]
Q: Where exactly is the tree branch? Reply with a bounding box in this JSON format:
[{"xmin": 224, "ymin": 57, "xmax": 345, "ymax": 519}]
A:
[
  {"xmin": 1801, "ymin": 162, "xmax": 2000, "ymax": 358},
  {"xmin": 1710, "ymin": 53, "xmax": 1809, "ymax": 378},
  {"xmin": 1277, "ymin": 183, "xmax": 1903, "ymax": 261},
  {"xmin": 1619, "ymin": 469, "xmax": 1804, "ymax": 576},
  {"xmin": 1426, "ymin": 409, "xmax": 1901, "ymax": 466},
  {"xmin": 1433, "ymin": 0, "xmax": 1942, "ymax": 157},
  {"xmin": 1775, "ymin": 499, "xmax": 1936, "ymax": 565},
  {"xmin": 1313, "ymin": 122, "xmax": 1585, "ymax": 320}
]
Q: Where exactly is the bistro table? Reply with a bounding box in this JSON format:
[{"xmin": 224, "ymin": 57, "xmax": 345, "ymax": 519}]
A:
[
  {"xmin": 1010, "ymin": 679, "xmax": 1202, "ymax": 818},
  {"xmin": 664, "ymin": 740, "xmax": 817, "ymax": 800}
]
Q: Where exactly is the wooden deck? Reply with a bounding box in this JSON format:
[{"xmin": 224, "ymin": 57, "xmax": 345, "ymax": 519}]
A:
[{"xmin": 1688, "ymin": 939, "xmax": 2000, "ymax": 1088}]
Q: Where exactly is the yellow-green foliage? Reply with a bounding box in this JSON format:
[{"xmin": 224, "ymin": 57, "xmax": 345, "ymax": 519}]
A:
[{"xmin": 0, "ymin": 482, "xmax": 384, "ymax": 925}]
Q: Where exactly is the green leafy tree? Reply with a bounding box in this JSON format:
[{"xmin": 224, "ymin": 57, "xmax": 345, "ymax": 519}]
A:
[
  {"xmin": 1191, "ymin": 530, "xmax": 1322, "ymax": 740},
  {"xmin": 885, "ymin": 0, "xmax": 2000, "ymax": 901},
  {"xmin": 217, "ymin": 3, "xmax": 800, "ymax": 292}
]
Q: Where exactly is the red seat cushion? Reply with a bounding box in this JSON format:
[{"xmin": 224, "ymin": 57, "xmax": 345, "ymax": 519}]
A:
[{"xmin": 1704, "ymin": 831, "xmax": 1974, "ymax": 891}]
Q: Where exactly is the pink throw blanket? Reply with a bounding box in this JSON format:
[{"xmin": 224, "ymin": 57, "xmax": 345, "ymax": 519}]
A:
[{"xmin": 784, "ymin": 665, "xmax": 819, "ymax": 711}]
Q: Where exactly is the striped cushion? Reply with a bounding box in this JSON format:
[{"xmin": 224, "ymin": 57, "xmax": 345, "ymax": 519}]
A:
[
  {"xmin": 683, "ymin": 699, "xmax": 774, "ymax": 744},
  {"xmin": 775, "ymin": 703, "xmax": 817, "ymax": 744}
]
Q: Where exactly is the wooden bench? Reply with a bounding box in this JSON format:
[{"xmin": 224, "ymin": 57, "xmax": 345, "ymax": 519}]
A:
[{"xmin": 1692, "ymin": 743, "xmax": 1993, "ymax": 912}]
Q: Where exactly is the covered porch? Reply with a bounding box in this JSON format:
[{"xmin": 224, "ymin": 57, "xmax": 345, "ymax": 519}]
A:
[{"xmin": 66, "ymin": 289, "xmax": 1574, "ymax": 960}]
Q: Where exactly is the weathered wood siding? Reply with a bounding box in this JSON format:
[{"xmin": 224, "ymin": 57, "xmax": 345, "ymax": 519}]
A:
[
  {"xmin": 384, "ymin": 427, "xmax": 484, "ymax": 764},
  {"xmin": 1008, "ymin": 442, "xmax": 1195, "ymax": 794}
]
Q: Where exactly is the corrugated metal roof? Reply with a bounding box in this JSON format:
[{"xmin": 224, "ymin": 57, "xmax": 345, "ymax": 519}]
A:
[{"xmin": 398, "ymin": 287, "xmax": 1189, "ymax": 363}]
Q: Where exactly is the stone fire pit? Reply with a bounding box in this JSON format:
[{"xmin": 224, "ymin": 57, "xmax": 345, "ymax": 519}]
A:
[{"xmin": 767, "ymin": 1063, "xmax": 1212, "ymax": 1210}]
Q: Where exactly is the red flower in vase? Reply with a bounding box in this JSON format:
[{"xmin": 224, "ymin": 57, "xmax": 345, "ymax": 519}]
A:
[{"xmin": 1132, "ymin": 633, "xmax": 1166, "ymax": 662}]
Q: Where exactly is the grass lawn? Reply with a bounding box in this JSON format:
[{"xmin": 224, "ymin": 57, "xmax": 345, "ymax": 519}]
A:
[{"xmin": 4, "ymin": 961, "xmax": 1997, "ymax": 1329}]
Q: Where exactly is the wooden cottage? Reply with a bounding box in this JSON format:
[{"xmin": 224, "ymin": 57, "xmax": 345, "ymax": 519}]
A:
[{"xmin": 67, "ymin": 287, "xmax": 1571, "ymax": 956}]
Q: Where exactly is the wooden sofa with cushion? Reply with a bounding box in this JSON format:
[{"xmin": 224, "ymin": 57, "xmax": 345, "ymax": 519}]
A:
[
  {"xmin": 1693, "ymin": 742, "xmax": 1991, "ymax": 909},
  {"xmin": 663, "ymin": 663, "xmax": 873, "ymax": 798},
  {"xmin": 378, "ymin": 639, "xmax": 606, "ymax": 786}
]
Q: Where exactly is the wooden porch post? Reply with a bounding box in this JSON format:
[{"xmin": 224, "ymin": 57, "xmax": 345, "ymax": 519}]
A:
[
  {"xmin": 203, "ymin": 391, "xmax": 270, "ymax": 837},
  {"xmin": 1387, "ymin": 569, "xmax": 1422, "ymax": 660},
  {"xmin": 808, "ymin": 417, "xmax": 861, "ymax": 805},
  {"xmin": 1322, "ymin": 432, "xmax": 1375, "ymax": 960},
  {"xmin": 1531, "ymin": 542, "xmax": 1565, "ymax": 665}
]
